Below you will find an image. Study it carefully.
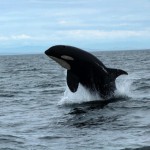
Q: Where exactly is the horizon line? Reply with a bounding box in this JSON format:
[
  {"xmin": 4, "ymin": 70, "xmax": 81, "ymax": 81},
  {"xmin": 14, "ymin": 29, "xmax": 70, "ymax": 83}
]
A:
[{"xmin": 0, "ymin": 48, "xmax": 149, "ymax": 56}]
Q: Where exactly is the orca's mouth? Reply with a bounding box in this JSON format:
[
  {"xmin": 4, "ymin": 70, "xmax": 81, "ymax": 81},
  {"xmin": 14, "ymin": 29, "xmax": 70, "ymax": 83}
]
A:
[{"xmin": 48, "ymin": 56, "xmax": 71, "ymax": 70}]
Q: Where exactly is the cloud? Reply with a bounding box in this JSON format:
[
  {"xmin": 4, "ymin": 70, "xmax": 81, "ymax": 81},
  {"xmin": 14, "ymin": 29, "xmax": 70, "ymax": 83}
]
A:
[
  {"xmin": 0, "ymin": 34, "xmax": 32, "ymax": 41},
  {"xmin": 56, "ymin": 29, "xmax": 150, "ymax": 41},
  {"xmin": 11, "ymin": 34, "xmax": 32, "ymax": 40},
  {"xmin": 1, "ymin": 28, "xmax": 150, "ymax": 44}
]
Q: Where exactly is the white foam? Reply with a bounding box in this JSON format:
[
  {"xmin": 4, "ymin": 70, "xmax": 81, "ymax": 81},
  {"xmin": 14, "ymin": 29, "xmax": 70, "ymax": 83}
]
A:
[
  {"xmin": 59, "ymin": 84, "xmax": 101, "ymax": 105},
  {"xmin": 59, "ymin": 74, "xmax": 135, "ymax": 105},
  {"xmin": 115, "ymin": 74, "xmax": 135, "ymax": 98}
]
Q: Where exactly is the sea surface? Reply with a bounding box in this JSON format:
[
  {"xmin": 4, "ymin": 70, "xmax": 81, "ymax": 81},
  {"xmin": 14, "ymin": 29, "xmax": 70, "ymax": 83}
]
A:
[{"xmin": 0, "ymin": 50, "xmax": 150, "ymax": 150}]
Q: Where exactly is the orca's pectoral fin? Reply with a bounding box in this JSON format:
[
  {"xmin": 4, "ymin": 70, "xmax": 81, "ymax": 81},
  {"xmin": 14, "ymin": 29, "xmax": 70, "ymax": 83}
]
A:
[
  {"xmin": 107, "ymin": 68, "xmax": 128, "ymax": 80},
  {"xmin": 67, "ymin": 70, "xmax": 79, "ymax": 92}
]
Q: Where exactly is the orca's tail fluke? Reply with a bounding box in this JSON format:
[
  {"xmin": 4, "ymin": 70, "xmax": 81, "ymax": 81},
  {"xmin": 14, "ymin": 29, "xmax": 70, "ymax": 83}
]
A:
[{"xmin": 107, "ymin": 68, "xmax": 128, "ymax": 80}]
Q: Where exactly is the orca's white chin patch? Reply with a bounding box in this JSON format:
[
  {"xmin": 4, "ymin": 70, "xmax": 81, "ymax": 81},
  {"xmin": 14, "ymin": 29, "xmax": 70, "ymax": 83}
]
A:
[
  {"xmin": 61, "ymin": 55, "xmax": 74, "ymax": 61},
  {"xmin": 49, "ymin": 56, "xmax": 71, "ymax": 70}
]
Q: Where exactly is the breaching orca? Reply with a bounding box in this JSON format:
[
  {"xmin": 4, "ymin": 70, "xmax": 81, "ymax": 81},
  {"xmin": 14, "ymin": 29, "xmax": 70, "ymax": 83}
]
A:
[{"xmin": 45, "ymin": 45, "xmax": 128, "ymax": 99}]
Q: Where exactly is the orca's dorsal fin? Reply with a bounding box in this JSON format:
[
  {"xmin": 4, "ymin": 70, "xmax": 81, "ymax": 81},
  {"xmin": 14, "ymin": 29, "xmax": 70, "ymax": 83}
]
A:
[
  {"xmin": 107, "ymin": 68, "xmax": 128, "ymax": 80},
  {"xmin": 67, "ymin": 70, "xmax": 79, "ymax": 92}
]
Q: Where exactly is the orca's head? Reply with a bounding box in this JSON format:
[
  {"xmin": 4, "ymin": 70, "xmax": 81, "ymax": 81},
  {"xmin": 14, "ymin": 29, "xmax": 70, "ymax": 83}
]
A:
[{"xmin": 45, "ymin": 45, "xmax": 76, "ymax": 70}]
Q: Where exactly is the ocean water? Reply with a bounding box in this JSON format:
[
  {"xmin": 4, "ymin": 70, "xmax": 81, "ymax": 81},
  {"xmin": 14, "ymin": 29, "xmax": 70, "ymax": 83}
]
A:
[{"xmin": 0, "ymin": 50, "xmax": 150, "ymax": 150}]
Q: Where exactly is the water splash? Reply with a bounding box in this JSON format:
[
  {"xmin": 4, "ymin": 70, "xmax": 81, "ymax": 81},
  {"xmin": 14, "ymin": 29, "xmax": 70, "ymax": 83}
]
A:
[
  {"xmin": 115, "ymin": 75, "xmax": 133, "ymax": 98},
  {"xmin": 59, "ymin": 75, "xmax": 134, "ymax": 105},
  {"xmin": 59, "ymin": 84, "xmax": 101, "ymax": 105}
]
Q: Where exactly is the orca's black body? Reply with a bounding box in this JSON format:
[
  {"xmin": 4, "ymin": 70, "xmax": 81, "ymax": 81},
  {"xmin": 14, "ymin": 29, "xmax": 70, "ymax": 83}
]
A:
[{"xmin": 45, "ymin": 45, "xmax": 128, "ymax": 99}]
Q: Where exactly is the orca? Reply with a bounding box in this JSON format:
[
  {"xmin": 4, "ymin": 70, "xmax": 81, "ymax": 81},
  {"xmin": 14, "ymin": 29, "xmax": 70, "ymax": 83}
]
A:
[{"xmin": 45, "ymin": 45, "xmax": 128, "ymax": 99}]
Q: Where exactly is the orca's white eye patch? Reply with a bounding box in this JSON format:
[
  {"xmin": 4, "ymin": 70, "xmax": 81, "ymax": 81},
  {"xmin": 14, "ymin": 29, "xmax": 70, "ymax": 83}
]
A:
[{"xmin": 61, "ymin": 55, "xmax": 74, "ymax": 61}]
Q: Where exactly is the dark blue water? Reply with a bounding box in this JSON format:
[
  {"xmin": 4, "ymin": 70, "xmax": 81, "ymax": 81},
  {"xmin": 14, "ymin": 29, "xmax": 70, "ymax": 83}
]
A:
[{"xmin": 0, "ymin": 50, "xmax": 150, "ymax": 150}]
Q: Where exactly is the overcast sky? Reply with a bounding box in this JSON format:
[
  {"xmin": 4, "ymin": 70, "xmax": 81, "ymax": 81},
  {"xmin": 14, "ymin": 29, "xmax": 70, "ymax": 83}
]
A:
[{"xmin": 0, "ymin": 0, "xmax": 150, "ymax": 54}]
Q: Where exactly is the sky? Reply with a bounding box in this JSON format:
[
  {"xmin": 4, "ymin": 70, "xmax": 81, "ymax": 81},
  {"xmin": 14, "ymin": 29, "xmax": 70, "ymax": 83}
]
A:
[{"xmin": 0, "ymin": 0, "xmax": 150, "ymax": 54}]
